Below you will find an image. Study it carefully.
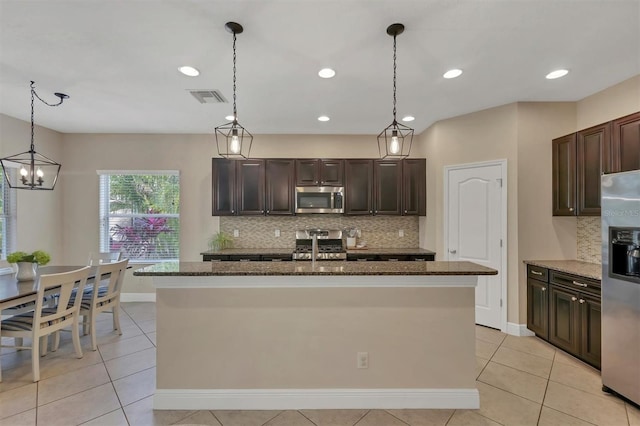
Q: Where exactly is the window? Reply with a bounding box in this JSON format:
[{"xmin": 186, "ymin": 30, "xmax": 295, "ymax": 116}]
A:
[
  {"xmin": 99, "ymin": 171, "xmax": 180, "ymax": 262},
  {"xmin": 0, "ymin": 171, "xmax": 17, "ymax": 260}
]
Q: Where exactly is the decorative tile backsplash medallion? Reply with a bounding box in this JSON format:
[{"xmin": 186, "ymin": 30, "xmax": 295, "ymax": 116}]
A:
[
  {"xmin": 577, "ymin": 216, "xmax": 601, "ymax": 264},
  {"xmin": 220, "ymin": 215, "xmax": 419, "ymax": 249}
]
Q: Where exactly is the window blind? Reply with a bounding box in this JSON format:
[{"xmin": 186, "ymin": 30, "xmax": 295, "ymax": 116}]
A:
[
  {"xmin": 98, "ymin": 171, "xmax": 180, "ymax": 262},
  {"xmin": 0, "ymin": 170, "xmax": 17, "ymax": 260}
]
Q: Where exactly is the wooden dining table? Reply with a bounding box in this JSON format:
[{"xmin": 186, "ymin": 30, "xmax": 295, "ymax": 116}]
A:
[{"xmin": 0, "ymin": 265, "xmax": 99, "ymax": 311}]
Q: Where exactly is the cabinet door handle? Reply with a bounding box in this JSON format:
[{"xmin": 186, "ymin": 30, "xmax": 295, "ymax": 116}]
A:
[
  {"xmin": 569, "ymin": 207, "xmax": 574, "ymax": 212},
  {"xmin": 404, "ymin": 210, "xmax": 408, "ymax": 213},
  {"xmin": 541, "ymin": 287, "xmax": 546, "ymax": 291},
  {"xmin": 572, "ymin": 281, "xmax": 588, "ymax": 288},
  {"xmin": 266, "ymin": 210, "xmax": 270, "ymax": 214},
  {"xmin": 531, "ymin": 270, "xmax": 543, "ymax": 276},
  {"xmin": 449, "ymin": 249, "xmax": 457, "ymax": 254},
  {"xmin": 579, "ymin": 299, "xmax": 585, "ymax": 304},
  {"xmin": 571, "ymin": 296, "xmax": 578, "ymax": 302}
]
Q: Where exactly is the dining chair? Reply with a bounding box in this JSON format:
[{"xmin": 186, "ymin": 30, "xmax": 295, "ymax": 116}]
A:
[
  {"xmin": 0, "ymin": 266, "xmax": 90, "ymax": 382},
  {"xmin": 87, "ymin": 251, "xmax": 122, "ymax": 265},
  {"xmin": 72, "ymin": 258, "xmax": 129, "ymax": 351}
]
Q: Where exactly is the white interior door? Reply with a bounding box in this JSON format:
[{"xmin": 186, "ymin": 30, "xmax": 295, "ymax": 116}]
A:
[{"xmin": 446, "ymin": 162, "xmax": 505, "ymax": 330}]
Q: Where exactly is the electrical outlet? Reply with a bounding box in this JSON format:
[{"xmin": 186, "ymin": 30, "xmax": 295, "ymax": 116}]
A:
[
  {"xmin": 399, "ymin": 229, "xmax": 404, "ymax": 237},
  {"xmin": 357, "ymin": 352, "xmax": 369, "ymax": 369},
  {"xmin": 275, "ymin": 229, "xmax": 280, "ymax": 237},
  {"xmin": 233, "ymin": 229, "xmax": 239, "ymax": 237}
]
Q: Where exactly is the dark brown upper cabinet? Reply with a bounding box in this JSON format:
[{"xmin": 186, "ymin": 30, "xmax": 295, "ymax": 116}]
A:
[
  {"xmin": 265, "ymin": 159, "xmax": 295, "ymax": 215},
  {"xmin": 295, "ymin": 159, "xmax": 344, "ymax": 186},
  {"xmin": 236, "ymin": 159, "xmax": 265, "ymax": 215},
  {"xmin": 374, "ymin": 159, "xmax": 402, "ymax": 215},
  {"xmin": 344, "ymin": 159, "xmax": 373, "ymax": 215},
  {"xmin": 576, "ymin": 122, "xmax": 610, "ymax": 215},
  {"xmin": 552, "ymin": 134, "xmax": 577, "ymax": 216},
  {"xmin": 403, "ymin": 159, "xmax": 426, "ymax": 216},
  {"xmin": 212, "ymin": 158, "xmax": 236, "ymax": 216},
  {"xmin": 611, "ymin": 111, "xmax": 640, "ymax": 173}
]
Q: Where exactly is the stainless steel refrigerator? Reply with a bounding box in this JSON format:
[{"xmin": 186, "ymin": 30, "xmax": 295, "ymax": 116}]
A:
[{"xmin": 601, "ymin": 170, "xmax": 640, "ymax": 405}]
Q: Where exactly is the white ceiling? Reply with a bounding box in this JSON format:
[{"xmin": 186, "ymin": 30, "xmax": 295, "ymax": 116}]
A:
[{"xmin": 1, "ymin": 0, "xmax": 638, "ymax": 136}]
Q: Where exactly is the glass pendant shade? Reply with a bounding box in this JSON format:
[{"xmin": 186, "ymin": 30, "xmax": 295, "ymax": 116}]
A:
[
  {"xmin": 377, "ymin": 120, "xmax": 414, "ymax": 159},
  {"xmin": 215, "ymin": 120, "xmax": 253, "ymax": 158}
]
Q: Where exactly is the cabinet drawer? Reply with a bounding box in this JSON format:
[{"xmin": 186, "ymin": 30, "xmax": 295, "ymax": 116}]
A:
[
  {"xmin": 228, "ymin": 255, "xmax": 262, "ymax": 262},
  {"xmin": 261, "ymin": 254, "xmax": 292, "ymax": 261},
  {"xmin": 527, "ymin": 265, "xmax": 549, "ymax": 281},
  {"xmin": 203, "ymin": 255, "xmax": 229, "ymax": 262},
  {"xmin": 550, "ymin": 270, "xmax": 600, "ymax": 295},
  {"xmin": 377, "ymin": 255, "xmax": 410, "ymax": 261}
]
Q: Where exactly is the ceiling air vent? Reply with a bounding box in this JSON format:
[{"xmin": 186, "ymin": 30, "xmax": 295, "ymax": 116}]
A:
[{"xmin": 189, "ymin": 90, "xmax": 227, "ymax": 104}]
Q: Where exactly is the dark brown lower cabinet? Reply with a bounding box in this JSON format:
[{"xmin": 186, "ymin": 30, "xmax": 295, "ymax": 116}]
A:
[
  {"xmin": 580, "ymin": 295, "xmax": 602, "ymax": 368},
  {"xmin": 526, "ymin": 278, "xmax": 548, "ymax": 339},
  {"xmin": 549, "ymin": 285, "xmax": 581, "ymax": 354},
  {"xmin": 526, "ymin": 264, "xmax": 601, "ymax": 369}
]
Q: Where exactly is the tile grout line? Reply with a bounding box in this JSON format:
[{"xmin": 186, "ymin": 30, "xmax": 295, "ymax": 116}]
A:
[
  {"xmin": 296, "ymin": 410, "xmax": 319, "ymax": 426},
  {"xmin": 384, "ymin": 409, "xmax": 412, "ymax": 425}
]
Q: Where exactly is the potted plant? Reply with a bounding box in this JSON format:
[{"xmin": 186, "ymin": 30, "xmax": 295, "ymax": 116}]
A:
[
  {"xmin": 208, "ymin": 232, "xmax": 233, "ymax": 252},
  {"xmin": 7, "ymin": 250, "xmax": 51, "ymax": 281}
]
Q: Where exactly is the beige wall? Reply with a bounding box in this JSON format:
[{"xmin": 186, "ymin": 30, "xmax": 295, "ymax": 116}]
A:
[
  {"xmin": 59, "ymin": 133, "xmax": 424, "ymax": 266},
  {"xmin": 417, "ymin": 74, "xmax": 640, "ymax": 325},
  {"xmin": 577, "ymin": 75, "xmax": 640, "ymax": 130},
  {"xmin": 417, "ymin": 104, "xmax": 520, "ymax": 323},
  {"xmin": 515, "ymin": 102, "xmax": 578, "ymax": 323},
  {"xmin": 0, "ymin": 114, "xmax": 64, "ymax": 263},
  {"xmin": 3, "ymin": 75, "xmax": 639, "ymax": 319}
]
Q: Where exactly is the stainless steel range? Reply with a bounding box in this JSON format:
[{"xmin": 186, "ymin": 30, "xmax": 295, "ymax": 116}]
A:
[{"xmin": 293, "ymin": 229, "xmax": 346, "ymax": 260}]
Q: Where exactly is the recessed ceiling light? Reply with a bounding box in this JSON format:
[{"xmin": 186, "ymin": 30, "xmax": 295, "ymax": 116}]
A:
[
  {"xmin": 225, "ymin": 115, "xmax": 235, "ymax": 121},
  {"xmin": 402, "ymin": 116, "xmax": 415, "ymax": 122},
  {"xmin": 443, "ymin": 69, "xmax": 463, "ymax": 79},
  {"xmin": 178, "ymin": 66, "xmax": 200, "ymax": 77},
  {"xmin": 318, "ymin": 68, "xmax": 336, "ymax": 79},
  {"xmin": 318, "ymin": 116, "xmax": 330, "ymax": 122},
  {"xmin": 546, "ymin": 69, "xmax": 569, "ymax": 79}
]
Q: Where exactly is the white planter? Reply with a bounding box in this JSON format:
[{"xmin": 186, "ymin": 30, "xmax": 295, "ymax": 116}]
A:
[{"xmin": 16, "ymin": 262, "xmax": 37, "ymax": 281}]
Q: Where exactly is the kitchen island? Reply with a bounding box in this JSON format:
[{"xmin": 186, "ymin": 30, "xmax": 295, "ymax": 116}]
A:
[{"xmin": 135, "ymin": 261, "xmax": 496, "ymax": 410}]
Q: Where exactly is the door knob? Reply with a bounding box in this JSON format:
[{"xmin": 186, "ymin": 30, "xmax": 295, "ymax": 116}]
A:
[
  {"xmin": 571, "ymin": 296, "xmax": 578, "ymax": 302},
  {"xmin": 449, "ymin": 249, "xmax": 457, "ymax": 254}
]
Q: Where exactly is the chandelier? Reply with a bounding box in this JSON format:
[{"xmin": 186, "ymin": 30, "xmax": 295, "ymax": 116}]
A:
[
  {"xmin": 377, "ymin": 23, "xmax": 413, "ymax": 159},
  {"xmin": 215, "ymin": 22, "xmax": 253, "ymax": 159},
  {"xmin": 0, "ymin": 81, "xmax": 68, "ymax": 190}
]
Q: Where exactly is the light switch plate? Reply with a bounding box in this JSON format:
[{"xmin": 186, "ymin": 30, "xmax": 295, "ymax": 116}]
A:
[{"xmin": 233, "ymin": 229, "xmax": 239, "ymax": 237}]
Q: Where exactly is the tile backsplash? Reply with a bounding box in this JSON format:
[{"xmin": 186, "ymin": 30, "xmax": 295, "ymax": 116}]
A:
[
  {"xmin": 219, "ymin": 215, "xmax": 419, "ymax": 249},
  {"xmin": 577, "ymin": 216, "xmax": 601, "ymax": 264}
]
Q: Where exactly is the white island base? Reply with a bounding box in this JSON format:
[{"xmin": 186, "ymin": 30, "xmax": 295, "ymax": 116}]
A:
[{"xmin": 151, "ymin": 273, "xmax": 481, "ymax": 411}]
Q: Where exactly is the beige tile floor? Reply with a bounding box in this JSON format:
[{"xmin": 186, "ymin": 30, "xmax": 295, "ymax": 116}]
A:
[{"xmin": 1, "ymin": 302, "xmax": 639, "ymax": 426}]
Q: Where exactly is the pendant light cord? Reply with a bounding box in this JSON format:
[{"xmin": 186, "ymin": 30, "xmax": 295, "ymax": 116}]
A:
[
  {"xmin": 392, "ymin": 33, "xmax": 397, "ymax": 123},
  {"xmin": 232, "ymin": 32, "xmax": 237, "ymax": 120},
  {"xmin": 29, "ymin": 81, "xmax": 65, "ymax": 153}
]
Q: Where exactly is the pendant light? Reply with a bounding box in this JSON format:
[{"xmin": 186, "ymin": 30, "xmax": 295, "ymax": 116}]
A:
[
  {"xmin": 0, "ymin": 81, "xmax": 67, "ymax": 190},
  {"xmin": 215, "ymin": 22, "xmax": 253, "ymax": 159},
  {"xmin": 377, "ymin": 23, "xmax": 413, "ymax": 159}
]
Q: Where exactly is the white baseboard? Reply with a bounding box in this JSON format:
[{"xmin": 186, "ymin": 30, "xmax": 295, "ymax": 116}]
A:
[
  {"xmin": 121, "ymin": 293, "xmax": 156, "ymax": 302},
  {"xmin": 507, "ymin": 322, "xmax": 535, "ymax": 337},
  {"xmin": 153, "ymin": 388, "xmax": 480, "ymax": 410}
]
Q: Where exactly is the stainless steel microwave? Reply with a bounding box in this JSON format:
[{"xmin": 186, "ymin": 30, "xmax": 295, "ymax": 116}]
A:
[{"xmin": 295, "ymin": 186, "xmax": 344, "ymax": 214}]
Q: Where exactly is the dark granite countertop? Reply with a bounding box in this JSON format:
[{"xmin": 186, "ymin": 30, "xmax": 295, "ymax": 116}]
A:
[
  {"xmin": 134, "ymin": 261, "xmax": 496, "ymax": 276},
  {"xmin": 524, "ymin": 260, "xmax": 601, "ymax": 281},
  {"xmin": 201, "ymin": 248, "xmax": 437, "ymax": 256},
  {"xmin": 346, "ymin": 248, "xmax": 436, "ymax": 256},
  {"xmin": 200, "ymin": 248, "xmax": 293, "ymax": 256}
]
